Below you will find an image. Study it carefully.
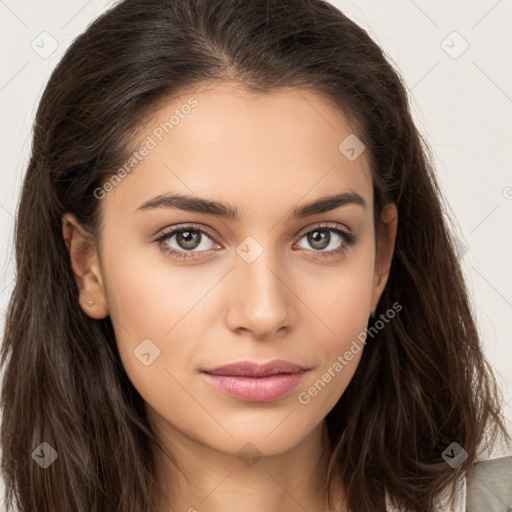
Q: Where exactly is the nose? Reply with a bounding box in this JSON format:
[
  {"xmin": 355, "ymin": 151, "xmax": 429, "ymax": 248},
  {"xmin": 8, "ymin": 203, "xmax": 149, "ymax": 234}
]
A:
[{"xmin": 225, "ymin": 246, "xmax": 296, "ymax": 340}]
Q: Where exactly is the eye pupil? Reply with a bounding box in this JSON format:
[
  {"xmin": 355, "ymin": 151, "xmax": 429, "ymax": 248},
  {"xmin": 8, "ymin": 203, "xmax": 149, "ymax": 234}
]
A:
[
  {"xmin": 307, "ymin": 230, "xmax": 330, "ymax": 250},
  {"xmin": 177, "ymin": 230, "xmax": 201, "ymax": 250}
]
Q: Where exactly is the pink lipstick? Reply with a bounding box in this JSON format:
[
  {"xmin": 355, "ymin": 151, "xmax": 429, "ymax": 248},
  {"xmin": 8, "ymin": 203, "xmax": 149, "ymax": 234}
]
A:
[{"xmin": 201, "ymin": 359, "xmax": 309, "ymax": 402}]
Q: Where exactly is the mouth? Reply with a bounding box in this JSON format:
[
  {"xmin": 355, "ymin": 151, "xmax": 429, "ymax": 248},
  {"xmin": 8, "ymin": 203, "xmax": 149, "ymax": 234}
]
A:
[{"xmin": 201, "ymin": 359, "xmax": 310, "ymax": 402}]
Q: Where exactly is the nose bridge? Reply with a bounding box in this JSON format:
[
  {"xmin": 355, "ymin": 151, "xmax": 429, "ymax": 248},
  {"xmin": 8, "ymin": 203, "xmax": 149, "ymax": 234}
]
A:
[
  {"xmin": 226, "ymin": 234, "xmax": 294, "ymax": 336},
  {"xmin": 236, "ymin": 234, "xmax": 287, "ymax": 301}
]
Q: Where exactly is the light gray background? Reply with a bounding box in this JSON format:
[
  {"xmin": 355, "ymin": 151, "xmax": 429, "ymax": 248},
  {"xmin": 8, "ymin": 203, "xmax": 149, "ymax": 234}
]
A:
[{"xmin": 1, "ymin": 0, "xmax": 511, "ymax": 496}]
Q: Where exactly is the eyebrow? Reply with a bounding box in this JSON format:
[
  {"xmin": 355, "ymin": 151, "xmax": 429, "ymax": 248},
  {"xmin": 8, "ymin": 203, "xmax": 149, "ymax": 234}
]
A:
[{"xmin": 136, "ymin": 191, "xmax": 366, "ymax": 220}]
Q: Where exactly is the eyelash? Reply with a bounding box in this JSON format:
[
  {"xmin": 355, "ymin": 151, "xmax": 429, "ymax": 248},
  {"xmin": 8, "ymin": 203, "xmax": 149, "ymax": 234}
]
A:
[{"xmin": 154, "ymin": 222, "xmax": 357, "ymax": 261}]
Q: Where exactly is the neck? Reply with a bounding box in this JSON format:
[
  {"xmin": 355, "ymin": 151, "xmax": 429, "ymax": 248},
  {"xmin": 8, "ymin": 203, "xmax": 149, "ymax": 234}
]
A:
[{"xmin": 147, "ymin": 413, "xmax": 349, "ymax": 512}]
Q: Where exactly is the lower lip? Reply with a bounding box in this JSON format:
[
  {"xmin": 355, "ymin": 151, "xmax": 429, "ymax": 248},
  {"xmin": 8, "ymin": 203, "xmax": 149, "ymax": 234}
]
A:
[{"xmin": 202, "ymin": 371, "xmax": 308, "ymax": 402}]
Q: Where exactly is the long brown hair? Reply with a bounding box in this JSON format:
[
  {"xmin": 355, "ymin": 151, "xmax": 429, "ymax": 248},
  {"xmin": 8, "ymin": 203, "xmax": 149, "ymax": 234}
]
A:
[{"xmin": 1, "ymin": 1, "xmax": 509, "ymax": 511}]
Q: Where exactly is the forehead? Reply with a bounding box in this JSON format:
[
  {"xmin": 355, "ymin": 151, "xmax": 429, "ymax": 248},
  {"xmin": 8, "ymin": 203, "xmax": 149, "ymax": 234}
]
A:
[{"xmin": 102, "ymin": 83, "xmax": 373, "ymax": 219}]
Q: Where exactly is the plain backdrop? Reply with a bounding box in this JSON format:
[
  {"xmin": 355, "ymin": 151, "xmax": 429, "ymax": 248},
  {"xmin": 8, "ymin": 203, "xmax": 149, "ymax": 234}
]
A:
[{"xmin": 0, "ymin": 0, "xmax": 511, "ymax": 499}]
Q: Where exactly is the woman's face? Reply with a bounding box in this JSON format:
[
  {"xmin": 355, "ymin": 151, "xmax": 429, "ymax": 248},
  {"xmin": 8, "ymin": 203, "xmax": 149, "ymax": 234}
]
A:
[{"xmin": 73, "ymin": 84, "xmax": 397, "ymax": 457}]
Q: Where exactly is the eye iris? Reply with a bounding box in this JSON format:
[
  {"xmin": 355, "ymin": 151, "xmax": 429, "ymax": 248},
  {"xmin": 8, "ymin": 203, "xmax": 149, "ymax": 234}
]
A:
[
  {"xmin": 176, "ymin": 230, "xmax": 201, "ymax": 250},
  {"xmin": 307, "ymin": 230, "xmax": 330, "ymax": 250}
]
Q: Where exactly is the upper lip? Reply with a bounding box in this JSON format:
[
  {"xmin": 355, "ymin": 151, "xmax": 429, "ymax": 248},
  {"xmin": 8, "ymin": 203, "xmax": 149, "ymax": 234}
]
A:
[{"xmin": 202, "ymin": 359, "xmax": 309, "ymax": 377}]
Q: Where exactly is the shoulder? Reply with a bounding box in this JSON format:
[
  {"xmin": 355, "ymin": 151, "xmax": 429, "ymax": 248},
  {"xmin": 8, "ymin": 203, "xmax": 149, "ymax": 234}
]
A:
[{"xmin": 466, "ymin": 455, "xmax": 512, "ymax": 511}]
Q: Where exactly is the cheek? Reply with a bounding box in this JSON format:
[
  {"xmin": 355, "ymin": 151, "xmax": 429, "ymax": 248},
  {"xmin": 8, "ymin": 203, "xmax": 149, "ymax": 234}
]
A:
[
  {"xmin": 307, "ymin": 242, "xmax": 375, "ymax": 344},
  {"xmin": 102, "ymin": 250, "xmax": 209, "ymax": 430},
  {"xmin": 102, "ymin": 238, "xmax": 217, "ymax": 340},
  {"xmin": 98, "ymin": 241, "xmax": 197, "ymax": 378},
  {"xmin": 295, "ymin": 245, "xmax": 375, "ymax": 407}
]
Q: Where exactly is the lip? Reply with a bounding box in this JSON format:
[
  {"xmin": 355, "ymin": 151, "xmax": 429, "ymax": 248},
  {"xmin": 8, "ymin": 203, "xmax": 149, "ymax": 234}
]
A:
[{"xmin": 201, "ymin": 359, "xmax": 310, "ymax": 402}]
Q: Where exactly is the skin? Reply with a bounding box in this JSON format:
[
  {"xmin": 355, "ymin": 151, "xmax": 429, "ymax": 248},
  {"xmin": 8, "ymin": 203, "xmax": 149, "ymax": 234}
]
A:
[{"xmin": 63, "ymin": 83, "xmax": 398, "ymax": 512}]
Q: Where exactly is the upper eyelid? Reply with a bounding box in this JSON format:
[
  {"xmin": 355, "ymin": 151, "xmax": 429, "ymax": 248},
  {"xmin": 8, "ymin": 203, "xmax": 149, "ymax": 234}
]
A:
[
  {"xmin": 296, "ymin": 222, "xmax": 351, "ymax": 237},
  {"xmin": 156, "ymin": 222, "xmax": 351, "ymax": 240},
  {"xmin": 155, "ymin": 223, "xmax": 217, "ymax": 242}
]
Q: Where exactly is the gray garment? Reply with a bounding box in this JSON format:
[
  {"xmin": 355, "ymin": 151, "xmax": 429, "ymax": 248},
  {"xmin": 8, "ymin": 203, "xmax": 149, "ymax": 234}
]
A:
[{"xmin": 466, "ymin": 455, "xmax": 512, "ymax": 511}]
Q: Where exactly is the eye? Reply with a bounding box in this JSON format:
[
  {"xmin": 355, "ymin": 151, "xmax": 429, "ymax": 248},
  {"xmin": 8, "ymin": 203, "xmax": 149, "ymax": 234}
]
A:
[
  {"xmin": 154, "ymin": 222, "xmax": 357, "ymax": 261},
  {"xmin": 294, "ymin": 222, "xmax": 357, "ymax": 259},
  {"xmin": 155, "ymin": 224, "xmax": 221, "ymax": 261}
]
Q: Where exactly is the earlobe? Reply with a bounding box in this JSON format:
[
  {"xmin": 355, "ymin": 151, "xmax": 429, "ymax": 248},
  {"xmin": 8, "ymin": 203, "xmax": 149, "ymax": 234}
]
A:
[
  {"xmin": 62, "ymin": 213, "xmax": 109, "ymax": 319},
  {"xmin": 370, "ymin": 203, "xmax": 398, "ymax": 312}
]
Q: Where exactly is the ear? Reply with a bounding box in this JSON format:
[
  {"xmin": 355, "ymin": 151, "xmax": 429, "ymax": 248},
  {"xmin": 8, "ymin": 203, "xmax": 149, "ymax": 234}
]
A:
[
  {"xmin": 370, "ymin": 203, "xmax": 398, "ymax": 314},
  {"xmin": 62, "ymin": 213, "xmax": 109, "ymax": 319}
]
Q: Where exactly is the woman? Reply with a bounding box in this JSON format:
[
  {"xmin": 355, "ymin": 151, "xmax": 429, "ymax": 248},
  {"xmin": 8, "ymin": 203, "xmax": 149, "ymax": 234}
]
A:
[{"xmin": 1, "ymin": 0, "xmax": 510, "ymax": 511}]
